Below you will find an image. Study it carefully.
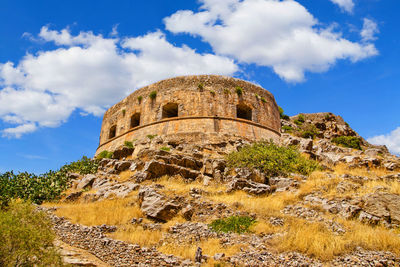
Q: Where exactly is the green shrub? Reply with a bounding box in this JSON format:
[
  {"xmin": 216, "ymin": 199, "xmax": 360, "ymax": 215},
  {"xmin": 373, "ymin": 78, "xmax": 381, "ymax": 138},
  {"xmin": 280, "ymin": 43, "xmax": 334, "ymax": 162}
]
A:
[
  {"xmin": 226, "ymin": 141, "xmax": 319, "ymax": 177},
  {"xmin": 261, "ymin": 97, "xmax": 267, "ymax": 103},
  {"xmin": 61, "ymin": 156, "xmax": 98, "ymax": 175},
  {"xmin": 235, "ymin": 86, "xmax": 243, "ymax": 96},
  {"xmin": 294, "ymin": 114, "xmax": 305, "ymax": 125},
  {"xmin": 282, "ymin": 125, "xmax": 293, "ymax": 133},
  {"xmin": 0, "ymin": 201, "xmax": 63, "ymax": 266},
  {"xmin": 149, "ymin": 91, "xmax": 157, "ymax": 100},
  {"xmin": 0, "ymin": 156, "xmax": 98, "ymax": 207},
  {"xmin": 210, "ymin": 90, "xmax": 216, "ymax": 96},
  {"xmin": 147, "ymin": 134, "xmax": 157, "ymax": 140},
  {"xmin": 223, "ymin": 88, "xmax": 231, "ymax": 95},
  {"xmin": 278, "ymin": 106, "xmax": 289, "ymax": 120},
  {"xmin": 160, "ymin": 146, "xmax": 171, "ymax": 152},
  {"xmin": 209, "ymin": 216, "xmax": 256, "ymax": 234},
  {"xmin": 255, "ymin": 93, "xmax": 260, "ymax": 100},
  {"xmin": 122, "ymin": 109, "xmax": 126, "ymax": 116},
  {"xmin": 324, "ymin": 113, "xmax": 331, "ymax": 120},
  {"xmin": 137, "ymin": 95, "xmax": 143, "ymax": 104},
  {"xmin": 299, "ymin": 124, "xmax": 319, "ymax": 139},
  {"xmin": 332, "ymin": 136, "xmax": 361, "ymax": 150},
  {"xmin": 301, "ymin": 130, "xmax": 317, "ymax": 139},
  {"xmin": 97, "ymin": 150, "xmax": 113, "ymax": 160}
]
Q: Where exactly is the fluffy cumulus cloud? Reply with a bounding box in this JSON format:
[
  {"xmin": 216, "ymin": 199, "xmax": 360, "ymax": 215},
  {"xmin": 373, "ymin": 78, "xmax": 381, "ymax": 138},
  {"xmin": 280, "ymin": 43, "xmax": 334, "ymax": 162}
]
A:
[
  {"xmin": 329, "ymin": 0, "xmax": 354, "ymax": 13},
  {"xmin": 0, "ymin": 27, "xmax": 237, "ymax": 137},
  {"xmin": 368, "ymin": 128, "xmax": 400, "ymax": 155},
  {"xmin": 164, "ymin": 0, "xmax": 377, "ymax": 82},
  {"xmin": 361, "ymin": 18, "xmax": 379, "ymax": 42}
]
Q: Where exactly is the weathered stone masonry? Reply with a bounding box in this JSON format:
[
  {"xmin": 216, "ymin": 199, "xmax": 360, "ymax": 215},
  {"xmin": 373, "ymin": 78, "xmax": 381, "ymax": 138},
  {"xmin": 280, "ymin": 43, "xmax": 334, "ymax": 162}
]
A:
[{"xmin": 96, "ymin": 75, "xmax": 281, "ymax": 155}]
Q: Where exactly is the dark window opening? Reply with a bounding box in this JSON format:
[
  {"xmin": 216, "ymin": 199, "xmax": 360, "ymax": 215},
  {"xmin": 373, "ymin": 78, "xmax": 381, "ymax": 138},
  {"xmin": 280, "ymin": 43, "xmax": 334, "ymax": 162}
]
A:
[
  {"xmin": 237, "ymin": 104, "xmax": 252, "ymax": 121},
  {"xmin": 109, "ymin": 125, "xmax": 117, "ymax": 139},
  {"xmin": 130, "ymin": 113, "xmax": 141, "ymax": 128},
  {"xmin": 162, "ymin": 103, "xmax": 178, "ymax": 119}
]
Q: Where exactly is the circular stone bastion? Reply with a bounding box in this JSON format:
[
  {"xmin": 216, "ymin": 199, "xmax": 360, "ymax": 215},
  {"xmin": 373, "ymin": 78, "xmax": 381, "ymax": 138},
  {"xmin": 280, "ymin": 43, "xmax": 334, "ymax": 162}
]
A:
[{"xmin": 96, "ymin": 75, "xmax": 281, "ymax": 155}]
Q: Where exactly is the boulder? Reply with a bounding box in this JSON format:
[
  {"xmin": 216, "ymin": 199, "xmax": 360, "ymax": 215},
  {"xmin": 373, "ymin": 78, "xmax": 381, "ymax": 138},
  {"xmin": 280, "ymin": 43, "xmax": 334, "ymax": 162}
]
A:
[
  {"xmin": 76, "ymin": 174, "xmax": 97, "ymax": 190},
  {"xmin": 114, "ymin": 161, "xmax": 131, "ymax": 172},
  {"xmin": 360, "ymin": 193, "xmax": 400, "ymax": 226},
  {"xmin": 227, "ymin": 178, "xmax": 271, "ymax": 195},
  {"xmin": 138, "ymin": 187, "xmax": 181, "ymax": 221},
  {"xmin": 112, "ymin": 146, "xmax": 134, "ymax": 159},
  {"xmin": 63, "ymin": 191, "xmax": 83, "ymax": 202}
]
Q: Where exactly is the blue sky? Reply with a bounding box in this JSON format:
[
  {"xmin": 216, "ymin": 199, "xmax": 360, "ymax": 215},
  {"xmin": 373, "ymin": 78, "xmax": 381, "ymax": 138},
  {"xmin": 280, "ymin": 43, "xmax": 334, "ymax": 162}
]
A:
[{"xmin": 0, "ymin": 0, "xmax": 399, "ymax": 174}]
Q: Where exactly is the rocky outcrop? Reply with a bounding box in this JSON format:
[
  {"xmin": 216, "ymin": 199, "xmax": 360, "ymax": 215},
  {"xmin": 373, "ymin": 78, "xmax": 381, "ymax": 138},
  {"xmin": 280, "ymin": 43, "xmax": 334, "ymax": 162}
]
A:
[
  {"xmin": 360, "ymin": 193, "xmax": 400, "ymax": 227},
  {"xmin": 227, "ymin": 178, "xmax": 271, "ymax": 195},
  {"xmin": 138, "ymin": 186, "xmax": 181, "ymax": 222}
]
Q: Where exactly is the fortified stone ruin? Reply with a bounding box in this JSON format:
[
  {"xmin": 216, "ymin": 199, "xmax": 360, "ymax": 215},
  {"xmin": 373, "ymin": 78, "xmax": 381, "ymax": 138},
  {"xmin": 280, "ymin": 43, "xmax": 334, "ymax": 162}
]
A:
[{"xmin": 96, "ymin": 75, "xmax": 281, "ymax": 155}]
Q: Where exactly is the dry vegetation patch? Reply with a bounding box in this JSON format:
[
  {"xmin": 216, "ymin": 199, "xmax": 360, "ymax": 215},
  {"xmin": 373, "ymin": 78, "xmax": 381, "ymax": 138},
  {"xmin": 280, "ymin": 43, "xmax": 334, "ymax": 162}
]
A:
[
  {"xmin": 43, "ymin": 192, "xmax": 141, "ymax": 226},
  {"xmin": 109, "ymin": 225, "xmax": 162, "ymax": 247}
]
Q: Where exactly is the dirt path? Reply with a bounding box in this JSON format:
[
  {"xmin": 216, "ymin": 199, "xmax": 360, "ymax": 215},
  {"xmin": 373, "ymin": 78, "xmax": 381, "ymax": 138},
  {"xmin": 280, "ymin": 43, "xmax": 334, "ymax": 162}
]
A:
[{"xmin": 55, "ymin": 239, "xmax": 111, "ymax": 267}]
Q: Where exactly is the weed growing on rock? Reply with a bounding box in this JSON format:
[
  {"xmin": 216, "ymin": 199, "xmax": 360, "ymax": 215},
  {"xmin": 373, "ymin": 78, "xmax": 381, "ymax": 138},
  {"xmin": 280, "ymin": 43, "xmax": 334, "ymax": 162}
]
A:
[
  {"xmin": 147, "ymin": 134, "xmax": 157, "ymax": 140},
  {"xmin": 261, "ymin": 97, "xmax": 267, "ymax": 103},
  {"xmin": 160, "ymin": 146, "xmax": 170, "ymax": 152},
  {"xmin": 235, "ymin": 86, "xmax": 243, "ymax": 96},
  {"xmin": 97, "ymin": 150, "xmax": 113, "ymax": 160},
  {"xmin": 226, "ymin": 141, "xmax": 319, "ymax": 177},
  {"xmin": 124, "ymin": 141, "xmax": 134, "ymax": 148},
  {"xmin": 294, "ymin": 114, "xmax": 305, "ymax": 125},
  {"xmin": 209, "ymin": 216, "xmax": 256, "ymax": 234},
  {"xmin": 137, "ymin": 95, "xmax": 143, "ymax": 104},
  {"xmin": 149, "ymin": 91, "xmax": 157, "ymax": 100}
]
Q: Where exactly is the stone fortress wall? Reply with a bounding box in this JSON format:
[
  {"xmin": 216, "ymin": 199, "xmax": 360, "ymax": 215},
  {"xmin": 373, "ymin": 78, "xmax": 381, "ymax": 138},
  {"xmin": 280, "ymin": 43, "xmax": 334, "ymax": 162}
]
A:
[{"xmin": 96, "ymin": 75, "xmax": 281, "ymax": 155}]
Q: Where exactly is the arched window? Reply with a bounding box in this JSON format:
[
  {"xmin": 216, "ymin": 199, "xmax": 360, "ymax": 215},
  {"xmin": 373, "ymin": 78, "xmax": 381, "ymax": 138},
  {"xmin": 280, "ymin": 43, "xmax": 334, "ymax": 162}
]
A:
[
  {"xmin": 162, "ymin": 103, "xmax": 178, "ymax": 119},
  {"xmin": 236, "ymin": 104, "xmax": 252, "ymax": 121},
  {"xmin": 109, "ymin": 125, "xmax": 117, "ymax": 139},
  {"xmin": 130, "ymin": 113, "xmax": 141, "ymax": 128}
]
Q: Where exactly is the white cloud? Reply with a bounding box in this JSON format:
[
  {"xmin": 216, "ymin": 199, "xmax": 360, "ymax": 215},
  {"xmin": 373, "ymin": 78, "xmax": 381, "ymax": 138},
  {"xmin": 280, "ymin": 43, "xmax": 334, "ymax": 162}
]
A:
[
  {"xmin": 329, "ymin": 0, "xmax": 354, "ymax": 13},
  {"xmin": 0, "ymin": 27, "xmax": 237, "ymax": 137},
  {"xmin": 361, "ymin": 18, "xmax": 379, "ymax": 42},
  {"xmin": 164, "ymin": 0, "xmax": 377, "ymax": 82},
  {"xmin": 2, "ymin": 123, "xmax": 37, "ymax": 138},
  {"xmin": 368, "ymin": 127, "xmax": 400, "ymax": 155}
]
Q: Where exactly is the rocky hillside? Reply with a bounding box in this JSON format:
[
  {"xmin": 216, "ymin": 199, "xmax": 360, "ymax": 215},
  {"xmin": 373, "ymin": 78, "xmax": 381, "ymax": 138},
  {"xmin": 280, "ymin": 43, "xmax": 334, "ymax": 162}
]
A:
[{"xmin": 42, "ymin": 112, "xmax": 400, "ymax": 266}]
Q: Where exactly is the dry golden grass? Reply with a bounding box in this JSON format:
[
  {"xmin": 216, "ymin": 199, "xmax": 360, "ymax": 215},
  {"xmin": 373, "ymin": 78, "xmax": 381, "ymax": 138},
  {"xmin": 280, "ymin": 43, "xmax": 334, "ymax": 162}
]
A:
[
  {"xmin": 298, "ymin": 171, "xmax": 342, "ymax": 197},
  {"xmin": 208, "ymin": 190, "xmax": 297, "ymax": 217},
  {"xmin": 108, "ymin": 225, "xmax": 162, "ymax": 247},
  {"xmin": 118, "ymin": 170, "xmax": 135, "ymax": 182},
  {"xmin": 273, "ymin": 216, "xmax": 400, "ymax": 260},
  {"xmin": 356, "ymin": 180, "xmax": 400, "ymax": 195},
  {"xmin": 158, "ymin": 238, "xmax": 246, "ymax": 264},
  {"xmin": 275, "ymin": 219, "xmax": 348, "ymax": 260},
  {"xmin": 333, "ymin": 163, "xmax": 392, "ymax": 178},
  {"xmin": 251, "ymin": 220, "xmax": 281, "ymax": 235},
  {"xmin": 43, "ymin": 193, "xmax": 142, "ymax": 226}
]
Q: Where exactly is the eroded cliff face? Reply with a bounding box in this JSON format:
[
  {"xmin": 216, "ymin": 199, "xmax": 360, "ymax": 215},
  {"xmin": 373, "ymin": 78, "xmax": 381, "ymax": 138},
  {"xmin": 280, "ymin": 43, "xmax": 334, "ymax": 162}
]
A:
[{"xmin": 96, "ymin": 75, "xmax": 281, "ymax": 155}]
